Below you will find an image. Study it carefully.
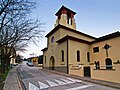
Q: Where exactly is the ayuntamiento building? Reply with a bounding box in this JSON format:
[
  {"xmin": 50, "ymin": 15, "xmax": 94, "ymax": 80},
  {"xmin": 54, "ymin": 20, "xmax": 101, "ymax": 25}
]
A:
[{"xmin": 42, "ymin": 6, "xmax": 120, "ymax": 83}]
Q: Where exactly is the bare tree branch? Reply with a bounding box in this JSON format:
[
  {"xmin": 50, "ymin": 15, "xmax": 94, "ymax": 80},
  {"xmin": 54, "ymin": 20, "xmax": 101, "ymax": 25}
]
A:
[{"xmin": 0, "ymin": 0, "xmax": 45, "ymax": 73}]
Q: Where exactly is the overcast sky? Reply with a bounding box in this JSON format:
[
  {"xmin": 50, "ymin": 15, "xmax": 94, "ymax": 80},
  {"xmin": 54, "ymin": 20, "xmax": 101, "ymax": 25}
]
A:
[{"xmin": 20, "ymin": 0, "xmax": 120, "ymax": 58}]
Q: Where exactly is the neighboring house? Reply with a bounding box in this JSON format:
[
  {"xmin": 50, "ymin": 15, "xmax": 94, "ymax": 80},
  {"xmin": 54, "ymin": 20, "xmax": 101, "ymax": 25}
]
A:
[
  {"xmin": 42, "ymin": 6, "xmax": 120, "ymax": 83},
  {"xmin": 31, "ymin": 57, "xmax": 39, "ymax": 66},
  {"xmin": 0, "ymin": 45, "xmax": 16, "ymax": 65},
  {"xmin": 27, "ymin": 56, "xmax": 43, "ymax": 66},
  {"xmin": 9, "ymin": 47, "xmax": 16, "ymax": 65}
]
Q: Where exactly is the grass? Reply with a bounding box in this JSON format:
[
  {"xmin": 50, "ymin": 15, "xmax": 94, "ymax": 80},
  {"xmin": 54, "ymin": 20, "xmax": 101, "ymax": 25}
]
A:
[{"xmin": 0, "ymin": 68, "xmax": 10, "ymax": 90}]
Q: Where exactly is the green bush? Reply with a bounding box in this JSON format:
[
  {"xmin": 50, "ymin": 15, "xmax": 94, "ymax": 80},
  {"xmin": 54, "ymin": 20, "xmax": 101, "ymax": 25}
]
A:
[{"xmin": 0, "ymin": 69, "xmax": 10, "ymax": 90}]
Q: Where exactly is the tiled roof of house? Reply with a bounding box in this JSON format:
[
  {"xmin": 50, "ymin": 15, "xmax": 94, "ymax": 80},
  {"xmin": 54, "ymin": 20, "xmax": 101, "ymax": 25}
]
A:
[
  {"xmin": 56, "ymin": 31, "xmax": 120, "ymax": 44},
  {"xmin": 56, "ymin": 35, "xmax": 91, "ymax": 44},
  {"xmin": 41, "ymin": 47, "xmax": 48, "ymax": 51},
  {"xmin": 55, "ymin": 6, "xmax": 76, "ymax": 16},
  {"xmin": 91, "ymin": 31, "xmax": 120, "ymax": 43}
]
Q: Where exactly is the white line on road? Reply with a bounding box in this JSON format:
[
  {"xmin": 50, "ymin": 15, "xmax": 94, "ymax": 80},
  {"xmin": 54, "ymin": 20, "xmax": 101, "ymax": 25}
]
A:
[
  {"xmin": 66, "ymin": 78, "xmax": 82, "ymax": 83},
  {"xmin": 54, "ymin": 79, "xmax": 67, "ymax": 85},
  {"xmin": 65, "ymin": 84, "xmax": 93, "ymax": 90},
  {"xmin": 46, "ymin": 80, "xmax": 59, "ymax": 87},
  {"xmin": 38, "ymin": 81, "xmax": 49, "ymax": 89},
  {"xmin": 61, "ymin": 79, "xmax": 74, "ymax": 84},
  {"xmin": 29, "ymin": 82, "xmax": 39, "ymax": 90}
]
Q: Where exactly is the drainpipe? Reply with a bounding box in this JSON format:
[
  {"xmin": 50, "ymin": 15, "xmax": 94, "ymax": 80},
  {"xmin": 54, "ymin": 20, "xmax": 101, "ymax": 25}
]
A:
[{"xmin": 67, "ymin": 39, "xmax": 69, "ymax": 74}]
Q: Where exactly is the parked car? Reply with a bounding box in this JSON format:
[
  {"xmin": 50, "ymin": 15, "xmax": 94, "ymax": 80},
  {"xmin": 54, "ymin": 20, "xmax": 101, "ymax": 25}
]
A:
[
  {"xmin": 10, "ymin": 64, "xmax": 17, "ymax": 68},
  {"xmin": 26, "ymin": 62, "xmax": 34, "ymax": 66}
]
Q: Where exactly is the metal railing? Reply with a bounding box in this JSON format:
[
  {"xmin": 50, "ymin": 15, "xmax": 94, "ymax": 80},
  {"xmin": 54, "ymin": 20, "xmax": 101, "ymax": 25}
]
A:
[{"xmin": 94, "ymin": 65, "xmax": 114, "ymax": 70}]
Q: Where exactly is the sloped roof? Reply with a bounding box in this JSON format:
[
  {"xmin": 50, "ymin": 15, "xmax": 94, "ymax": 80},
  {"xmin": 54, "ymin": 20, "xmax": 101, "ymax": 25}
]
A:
[
  {"xmin": 91, "ymin": 31, "xmax": 120, "ymax": 43},
  {"xmin": 41, "ymin": 47, "xmax": 48, "ymax": 51},
  {"xmin": 56, "ymin": 35, "xmax": 91, "ymax": 44},
  {"xmin": 45, "ymin": 24, "xmax": 96, "ymax": 39},
  {"xmin": 56, "ymin": 31, "xmax": 120, "ymax": 44},
  {"xmin": 55, "ymin": 6, "xmax": 76, "ymax": 16}
]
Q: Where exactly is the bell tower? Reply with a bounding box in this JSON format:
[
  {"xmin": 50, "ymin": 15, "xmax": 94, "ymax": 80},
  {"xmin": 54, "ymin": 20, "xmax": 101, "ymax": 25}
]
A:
[{"xmin": 54, "ymin": 6, "xmax": 76, "ymax": 30}]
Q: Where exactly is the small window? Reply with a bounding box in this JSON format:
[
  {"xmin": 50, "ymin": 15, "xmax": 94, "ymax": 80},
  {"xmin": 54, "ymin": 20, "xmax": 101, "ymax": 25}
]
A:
[
  {"xmin": 67, "ymin": 12, "xmax": 72, "ymax": 25},
  {"xmin": 62, "ymin": 50, "xmax": 64, "ymax": 62},
  {"xmin": 67, "ymin": 17, "xmax": 72, "ymax": 25},
  {"xmin": 51, "ymin": 36, "xmax": 54, "ymax": 43},
  {"xmin": 77, "ymin": 50, "xmax": 80, "ymax": 62},
  {"xmin": 93, "ymin": 47, "xmax": 99, "ymax": 53},
  {"xmin": 87, "ymin": 52, "xmax": 90, "ymax": 62}
]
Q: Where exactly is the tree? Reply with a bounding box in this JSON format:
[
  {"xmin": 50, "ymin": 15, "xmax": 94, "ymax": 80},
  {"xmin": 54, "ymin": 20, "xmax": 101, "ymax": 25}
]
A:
[{"xmin": 0, "ymin": 0, "xmax": 44, "ymax": 73}]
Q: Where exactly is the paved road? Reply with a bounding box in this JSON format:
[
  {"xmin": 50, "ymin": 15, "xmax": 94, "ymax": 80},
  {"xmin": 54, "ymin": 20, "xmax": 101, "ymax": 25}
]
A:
[{"xmin": 17, "ymin": 62, "xmax": 118, "ymax": 90}]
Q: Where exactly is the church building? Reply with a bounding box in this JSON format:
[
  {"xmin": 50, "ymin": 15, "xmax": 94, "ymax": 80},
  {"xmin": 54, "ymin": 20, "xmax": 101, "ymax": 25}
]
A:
[{"xmin": 42, "ymin": 6, "xmax": 120, "ymax": 83}]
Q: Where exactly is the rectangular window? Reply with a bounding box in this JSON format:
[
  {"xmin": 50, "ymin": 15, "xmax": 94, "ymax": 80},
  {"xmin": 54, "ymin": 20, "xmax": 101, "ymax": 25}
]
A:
[
  {"xmin": 93, "ymin": 47, "xmax": 99, "ymax": 53},
  {"xmin": 67, "ymin": 12, "xmax": 72, "ymax": 25},
  {"xmin": 67, "ymin": 17, "xmax": 72, "ymax": 25},
  {"xmin": 77, "ymin": 50, "xmax": 80, "ymax": 62},
  {"xmin": 62, "ymin": 50, "xmax": 64, "ymax": 62},
  {"xmin": 87, "ymin": 52, "xmax": 90, "ymax": 62}
]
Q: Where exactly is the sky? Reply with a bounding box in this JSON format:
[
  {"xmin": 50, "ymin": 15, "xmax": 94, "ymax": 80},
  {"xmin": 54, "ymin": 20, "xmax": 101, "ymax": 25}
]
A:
[{"xmin": 20, "ymin": 0, "xmax": 120, "ymax": 58}]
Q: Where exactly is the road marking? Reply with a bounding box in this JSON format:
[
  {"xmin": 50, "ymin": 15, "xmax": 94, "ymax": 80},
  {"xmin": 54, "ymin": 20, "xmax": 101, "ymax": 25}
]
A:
[
  {"xmin": 66, "ymin": 78, "xmax": 82, "ymax": 83},
  {"xmin": 65, "ymin": 84, "xmax": 93, "ymax": 90},
  {"xmin": 29, "ymin": 82, "xmax": 39, "ymax": 90},
  {"xmin": 54, "ymin": 79, "xmax": 67, "ymax": 85},
  {"xmin": 46, "ymin": 80, "xmax": 59, "ymax": 87},
  {"xmin": 61, "ymin": 79, "xmax": 74, "ymax": 84},
  {"xmin": 38, "ymin": 81, "xmax": 49, "ymax": 89}
]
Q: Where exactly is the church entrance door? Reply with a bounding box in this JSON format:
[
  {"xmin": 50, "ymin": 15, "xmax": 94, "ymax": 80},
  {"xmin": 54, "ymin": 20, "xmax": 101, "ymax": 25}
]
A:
[
  {"xmin": 84, "ymin": 67, "xmax": 91, "ymax": 77},
  {"xmin": 49, "ymin": 56, "xmax": 55, "ymax": 70}
]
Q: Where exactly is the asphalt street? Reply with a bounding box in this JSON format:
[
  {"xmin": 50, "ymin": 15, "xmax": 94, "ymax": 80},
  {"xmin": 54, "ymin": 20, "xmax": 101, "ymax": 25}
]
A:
[{"xmin": 17, "ymin": 62, "xmax": 118, "ymax": 90}]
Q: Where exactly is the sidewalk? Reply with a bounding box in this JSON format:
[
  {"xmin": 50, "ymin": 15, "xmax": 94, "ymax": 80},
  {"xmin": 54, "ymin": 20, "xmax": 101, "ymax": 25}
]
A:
[
  {"xmin": 3, "ymin": 67, "xmax": 22, "ymax": 90},
  {"xmin": 43, "ymin": 69, "xmax": 120, "ymax": 89}
]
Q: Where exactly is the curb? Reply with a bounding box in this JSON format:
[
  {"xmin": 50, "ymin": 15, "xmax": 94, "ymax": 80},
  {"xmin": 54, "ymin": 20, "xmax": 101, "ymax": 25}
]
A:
[
  {"xmin": 16, "ymin": 68, "xmax": 27, "ymax": 90},
  {"xmin": 17, "ymin": 75, "xmax": 27, "ymax": 90},
  {"xmin": 17, "ymin": 77, "xmax": 23, "ymax": 90},
  {"xmin": 42, "ymin": 69, "xmax": 120, "ymax": 89},
  {"xmin": 3, "ymin": 67, "xmax": 23, "ymax": 90}
]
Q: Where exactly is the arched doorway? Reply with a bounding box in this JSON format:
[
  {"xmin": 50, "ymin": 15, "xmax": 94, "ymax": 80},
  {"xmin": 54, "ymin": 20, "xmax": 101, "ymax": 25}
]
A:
[
  {"xmin": 49, "ymin": 56, "xmax": 55, "ymax": 70},
  {"xmin": 105, "ymin": 58, "xmax": 112, "ymax": 69}
]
